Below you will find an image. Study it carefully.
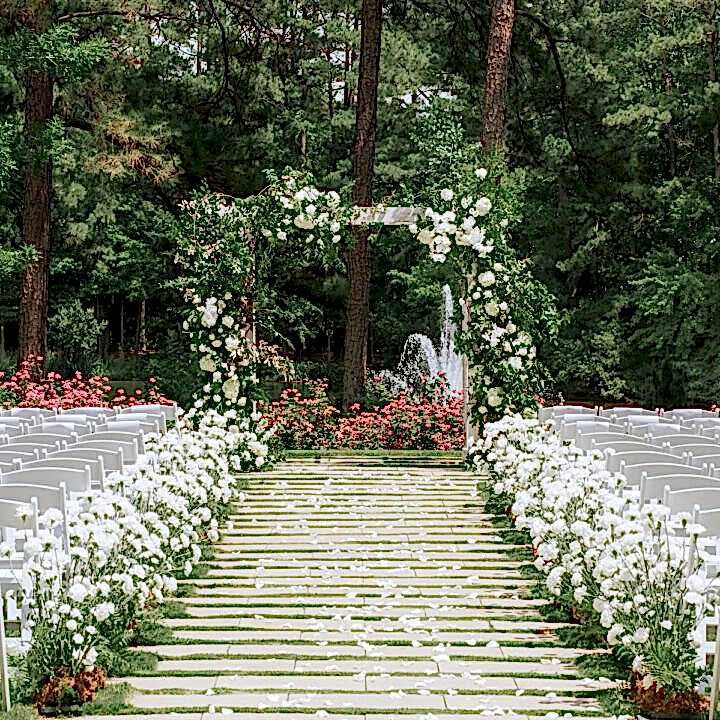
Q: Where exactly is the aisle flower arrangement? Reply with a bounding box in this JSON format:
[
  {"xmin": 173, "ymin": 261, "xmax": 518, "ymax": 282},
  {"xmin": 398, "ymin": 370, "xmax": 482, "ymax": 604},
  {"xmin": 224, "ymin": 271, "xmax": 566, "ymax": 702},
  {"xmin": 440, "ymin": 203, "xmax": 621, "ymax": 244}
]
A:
[
  {"xmin": 472, "ymin": 415, "xmax": 715, "ymax": 715},
  {"xmin": 9, "ymin": 408, "xmax": 267, "ymax": 711}
]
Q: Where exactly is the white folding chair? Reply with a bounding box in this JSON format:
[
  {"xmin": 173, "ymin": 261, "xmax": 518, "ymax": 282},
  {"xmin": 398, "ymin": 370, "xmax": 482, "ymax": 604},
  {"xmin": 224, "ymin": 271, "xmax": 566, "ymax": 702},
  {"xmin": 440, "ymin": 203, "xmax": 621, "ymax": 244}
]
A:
[
  {"xmin": 0, "ymin": 426, "xmax": 24, "ymax": 439},
  {"xmin": 666, "ymin": 408, "xmax": 719, "ymax": 421},
  {"xmin": 47, "ymin": 447, "xmax": 122, "ymax": 472},
  {"xmin": 607, "ymin": 450, "xmax": 675, "ymax": 472},
  {"xmin": 594, "ymin": 440, "xmax": 656, "ymax": 454},
  {"xmin": 72, "ymin": 439, "xmax": 135, "ymax": 464},
  {"xmin": 666, "ymin": 444, "xmax": 720, "ymax": 460},
  {"xmin": 663, "ymin": 486, "xmax": 720, "ymax": 514},
  {"xmin": 17, "ymin": 458, "xmax": 104, "ymax": 490},
  {"xmin": 105, "ymin": 418, "xmax": 159, "ymax": 434},
  {"xmin": 539, "ymin": 405, "xmax": 596, "ymax": 422},
  {"xmin": 0, "ymin": 451, "xmax": 37, "ymax": 465},
  {"xmin": 0, "ymin": 483, "xmax": 69, "ymax": 552},
  {"xmin": 576, "ymin": 430, "xmax": 629, "ymax": 451},
  {"xmin": 0, "ymin": 419, "xmax": 31, "ymax": 433},
  {"xmin": 30, "ymin": 423, "xmax": 84, "ymax": 438},
  {"xmin": 642, "ymin": 423, "xmax": 686, "ymax": 438},
  {"xmin": 622, "ymin": 462, "xmax": 706, "ymax": 486},
  {"xmin": 81, "ymin": 429, "xmax": 144, "ymax": 449},
  {"xmin": 8, "ymin": 435, "xmax": 67, "ymax": 451},
  {"xmin": 603, "ymin": 407, "xmax": 657, "ymax": 419},
  {"xmin": 698, "ymin": 508, "xmax": 720, "ymax": 537},
  {"xmin": 559, "ymin": 416, "xmax": 612, "ymax": 440},
  {"xmin": 113, "ymin": 411, "xmax": 166, "ymax": 433},
  {"xmin": 0, "ymin": 467, "xmax": 91, "ymax": 494},
  {"xmin": 640, "ymin": 473, "xmax": 720, "ymax": 505},
  {"xmin": 59, "ymin": 407, "xmax": 115, "ymax": 420},
  {"xmin": 660, "ymin": 434, "xmax": 719, "ymax": 448},
  {"xmin": 120, "ymin": 403, "xmax": 177, "ymax": 421},
  {"xmin": 2, "ymin": 407, "xmax": 55, "ymax": 422}
]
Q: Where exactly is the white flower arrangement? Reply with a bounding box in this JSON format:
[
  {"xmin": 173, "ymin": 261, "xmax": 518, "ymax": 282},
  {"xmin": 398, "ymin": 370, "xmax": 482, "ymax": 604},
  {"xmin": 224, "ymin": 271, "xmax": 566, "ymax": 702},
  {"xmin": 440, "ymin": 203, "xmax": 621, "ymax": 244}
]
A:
[
  {"xmin": 472, "ymin": 414, "xmax": 716, "ymax": 695},
  {"xmin": 12, "ymin": 409, "xmax": 265, "ymax": 698}
]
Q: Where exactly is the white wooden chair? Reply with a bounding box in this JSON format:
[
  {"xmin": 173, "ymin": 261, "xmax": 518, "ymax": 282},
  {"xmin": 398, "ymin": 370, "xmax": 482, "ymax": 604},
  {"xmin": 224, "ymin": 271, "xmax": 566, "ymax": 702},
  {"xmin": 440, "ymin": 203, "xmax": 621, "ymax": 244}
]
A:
[
  {"xmin": 0, "ymin": 419, "xmax": 31, "ymax": 433},
  {"xmin": 659, "ymin": 434, "xmax": 719, "ymax": 448},
  {"xmin": 73, "ymin": 439, "xmax": 135, "ymax": 464},
  {"xmin": 112, "ymin": 412, "xmax": 166, "ymax": 433},
  {"xmin": 539, "ymin": 405, "xmax": 597, "ymax": 422},
  {"xmin": 30, "ymin": 423, "xmax": 84, "ymax": 438},
  {"xmin": 47, "ymin": 447, "xmax": 122, "ymax": 472},
  {"xmin": 666, "ymin": 444, "xmax": 720, "ymax": 460},
  {"xmin": 559, "ymin": 416, "xmax": 612, "ymax": 440},
  {"xmin": 622, "ymin": 462, "xmax": 706, "ymax": 486},
  {"xmin": 4, "ymin": 441, "xmax": 60, "ymax": 454},
  {"xmin": 639, "ymin": 473, "xmax": 720, "ymax": 505},
  {"xmin": 0, "ymin": 451, "xmax": 38, "ymax": 465},
  {"xmin": 641, "ymin": 423, "xmax": 686, "ymax": 438},
  {"xmin": 601, "ymin": 407, "xmax": 657, "ymax": 419},
  {"xmin": 60, "ymin": 407, "xmax": 115, "ymax": 420},
  {"xmin": 576, "ymin": 430, "xmax": 629, "ymax": 451},
  {"xmin": 0, "ymin": 467, "xmax": 91, "ymax": 494},
  {"xmin": 0, "ymin": 484, "xmax": 69, "ymax": 552},
  {"xmin": 8, "ymin": 435, "xmax": 67, "ymax": 451},
  {"xmin": 664, "ymin": 409, "xmax": 719, "ymax": 421},
  {"xmin": 78, "ymin": 430, "xmax": 144, "ymax": 452},
  {"xmin": 121, "ymin": 403, "xmax": 177, "ymax": 421},
  {"xmin": 39, "ymin": 418, "xmax": 96, "ymax": 433},
  {"xmin": 607, "ymin": 450, "xmax": 675, "ymax": 472},
  {"xmin": 0, "ymin": 427, "xmax": 24, "ymax": 439},
  {"xmin": 105, "ymin": 419, "xmax": 159, "ymax": 434},
  {"xmin": 2, "ymin": 408, "xmax": 55, "ymax": 422},
  {"xmin": 663, "ymin": 486, "xmax": 720, "ymax": 514},
  {"xmin": 594, "ymin": 440, "xmax": 657, "ymax": 455},
  {"xmin": 16, "ymin": 458, "xmax": 104, "ymax": 490}
]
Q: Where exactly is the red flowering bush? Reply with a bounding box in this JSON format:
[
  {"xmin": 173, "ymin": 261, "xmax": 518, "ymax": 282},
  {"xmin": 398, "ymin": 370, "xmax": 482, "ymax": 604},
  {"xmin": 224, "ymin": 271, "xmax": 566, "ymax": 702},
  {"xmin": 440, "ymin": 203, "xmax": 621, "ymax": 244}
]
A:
[
  {"xmin": 336, "ymin": 393, "xmax": 464, "ymax": 450},
  {"xmin": 262, "ymin": 380, "xmax": 340, "ymax": 449},
  {"xmin": 263, "ymin": 376, "xmax": 464, "ymax": 451},
  {"xmin": 0, "ymin": 356, "xmax": 175, "ymax": 410}
]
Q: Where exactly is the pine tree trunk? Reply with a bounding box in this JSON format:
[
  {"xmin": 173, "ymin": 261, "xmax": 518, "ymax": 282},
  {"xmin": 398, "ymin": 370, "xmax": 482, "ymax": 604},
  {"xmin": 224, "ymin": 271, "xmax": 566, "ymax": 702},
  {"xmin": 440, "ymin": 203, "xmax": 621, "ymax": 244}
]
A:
[
  {"xmin": 708, "ymin": 5, "xmax": 720, "ymax": 180},
  {"xmin": 19, "ymin": 67, "xmax": 53, "ymax": 363},
  {"xmin": 343, "ymin": 0, "xmax": 382, "ymax": 409},
  {"xmin": 481, "ymin": 0, "xmax": 516, "ymax": 152}
]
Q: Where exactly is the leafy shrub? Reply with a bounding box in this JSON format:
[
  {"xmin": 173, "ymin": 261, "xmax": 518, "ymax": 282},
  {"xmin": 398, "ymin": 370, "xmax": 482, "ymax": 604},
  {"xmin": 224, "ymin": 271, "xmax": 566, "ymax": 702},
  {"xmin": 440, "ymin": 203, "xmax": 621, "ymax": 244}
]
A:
[{"xmin": 48, "ymin": 300, "xmax": 108, "ymax": 377}]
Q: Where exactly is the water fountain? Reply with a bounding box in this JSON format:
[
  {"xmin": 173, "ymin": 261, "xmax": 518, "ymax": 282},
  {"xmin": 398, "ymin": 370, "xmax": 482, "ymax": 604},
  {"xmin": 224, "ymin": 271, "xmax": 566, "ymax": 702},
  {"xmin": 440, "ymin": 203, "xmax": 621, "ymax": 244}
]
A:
[{"xmin": 381, "ymin": 284, "xmax": 464, "ymax": 395}]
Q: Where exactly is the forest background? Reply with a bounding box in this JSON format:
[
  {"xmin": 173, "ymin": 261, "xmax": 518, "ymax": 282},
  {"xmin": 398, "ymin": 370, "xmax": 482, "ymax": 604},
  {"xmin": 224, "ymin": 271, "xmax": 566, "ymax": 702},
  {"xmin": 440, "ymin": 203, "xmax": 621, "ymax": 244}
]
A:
[{"xmin": 1, "ymin": 0, "xmax": 719, "ymax": 411}]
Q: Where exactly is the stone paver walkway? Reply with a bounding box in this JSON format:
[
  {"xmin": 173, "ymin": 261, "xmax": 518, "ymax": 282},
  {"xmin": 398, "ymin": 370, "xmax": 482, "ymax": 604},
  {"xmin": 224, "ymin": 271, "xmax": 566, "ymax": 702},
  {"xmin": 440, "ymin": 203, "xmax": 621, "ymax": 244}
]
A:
[{"xmin": 117, "ymin": 455, "xmax": 615, "ymax": 719}]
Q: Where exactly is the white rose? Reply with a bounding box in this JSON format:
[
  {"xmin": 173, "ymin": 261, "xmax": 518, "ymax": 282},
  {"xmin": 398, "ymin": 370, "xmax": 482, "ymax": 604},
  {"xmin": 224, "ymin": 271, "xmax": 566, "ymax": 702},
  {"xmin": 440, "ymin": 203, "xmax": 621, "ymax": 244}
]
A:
[
  {"xmin": 484, "ymin": 301, "xmax": 499, "ymax": 317},
  {"xmin": 508, "ymin": 356, "xmax": 522, "ymax": 370},
  {"xmin": 476, "ymin": 196, "xmax": 492, "ymax": 216},
  {"xmin": 487, "ymin": 387, "xmax": 503, "ymax": 407},
  {"xmin": 199, "ymin": 356, "xmax": 216, "ymax": 373},
  {"xmin": 440, "ymin": 188, "xmax": 454, "ymax": 201},
  {"xmin": 478, "ymin": 271, "xmax": 495, "ymax": 287},
  {"xmin": 222, "ymin": 377, "xmax": 240, "ymax": 402},
  {"xmin": 475, "ymin": 168, "xmax": 488, "ymax": 180}
]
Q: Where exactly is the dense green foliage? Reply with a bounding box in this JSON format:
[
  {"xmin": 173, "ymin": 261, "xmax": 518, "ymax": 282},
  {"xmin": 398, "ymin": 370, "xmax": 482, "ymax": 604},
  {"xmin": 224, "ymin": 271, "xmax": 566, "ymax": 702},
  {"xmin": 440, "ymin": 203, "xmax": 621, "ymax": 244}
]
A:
[{"xmin": 1, "ymin": 1, "xmax": 719, "ymax": 406}]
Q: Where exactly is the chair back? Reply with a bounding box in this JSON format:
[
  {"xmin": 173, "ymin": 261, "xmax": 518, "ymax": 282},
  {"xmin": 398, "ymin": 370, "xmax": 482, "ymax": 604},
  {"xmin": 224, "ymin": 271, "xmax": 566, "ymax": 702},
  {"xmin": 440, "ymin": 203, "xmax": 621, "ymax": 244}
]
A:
[
  {"xmin": 72, "ymin": 439, "xmax": 134, "ymax": 463},
  {"xmin": 640, "ymin": 473, "xmax": 720, "ymax": 504},
  {"xmin": 19, "ymin": 458, "xmax": 103, "ymax": 487},
  {"xmin": 608, "ymin": 450, "xmax": 674, "ymax": 472},
  {"xmin": 663, "ymin": 486, "xmax": 720, "ymax": 514},
  {"xmin": 47, "ymin": 447, "xmax": 122, "ymax": 472},
  {"xmin": 120, "ymin": 403, "xmax": 177, "ymax": 421},
  {"xmin": 622, "ymin": 462, "xmax": 707, "ymax": 485},
  {"xmin": 8, "ymin": 435, "xmax": 66, "ymax": 450},
  {"xmin": 0, "ymin": 466, "xmax": 91, "ymax": 493}
]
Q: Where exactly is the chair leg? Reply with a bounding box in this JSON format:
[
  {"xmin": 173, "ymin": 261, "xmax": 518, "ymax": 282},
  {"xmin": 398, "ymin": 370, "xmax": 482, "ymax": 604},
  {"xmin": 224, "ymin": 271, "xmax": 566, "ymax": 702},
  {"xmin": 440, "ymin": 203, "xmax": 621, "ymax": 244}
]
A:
[
  {"xmin": 710, "ymin": 608, "xmax": 720, "ymax": 720},
  {"xmin": 0, "ymin": 594, "xmax": 11, "ymax": 712}
]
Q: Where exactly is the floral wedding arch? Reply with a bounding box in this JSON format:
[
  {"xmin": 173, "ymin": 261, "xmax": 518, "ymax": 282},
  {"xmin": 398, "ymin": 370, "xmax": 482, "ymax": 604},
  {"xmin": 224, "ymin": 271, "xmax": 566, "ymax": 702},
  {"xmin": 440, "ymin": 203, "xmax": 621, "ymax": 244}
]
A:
[{"xmin": 174, "ymin": 110, "xmax": 558, "ymax": 444}]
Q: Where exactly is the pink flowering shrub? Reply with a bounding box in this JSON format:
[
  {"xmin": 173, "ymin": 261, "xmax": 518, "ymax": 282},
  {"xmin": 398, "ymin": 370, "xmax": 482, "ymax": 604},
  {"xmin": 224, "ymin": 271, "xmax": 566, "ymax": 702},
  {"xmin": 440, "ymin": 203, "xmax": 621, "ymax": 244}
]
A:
[
  {"xmin": 262, "ymin": 380, "xmax": 340, "ymax": 449},
  {"xmin": 263, "ymin": 377, "xmax": 464, "ymax": 451},
  {"xmin": 0, "ymin": 357, "xmax": 175, "ymax": 410}
]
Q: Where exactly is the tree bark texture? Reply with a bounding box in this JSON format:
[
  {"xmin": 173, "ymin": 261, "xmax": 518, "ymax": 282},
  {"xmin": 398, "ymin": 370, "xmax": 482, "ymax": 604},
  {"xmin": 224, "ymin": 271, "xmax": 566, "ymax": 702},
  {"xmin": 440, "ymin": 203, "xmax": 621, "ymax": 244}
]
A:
[
  {"xmin": 481, "ymin": 0, "xmax": 516, "ymax": 152},
  {"xmin": 19, "ymin": 0, "xmax": 53, "ymax": 364},
  {"xmin": 19, "ymin": 68, "xmax": 53, "ymax": 363},
  {"xmin": 343, "ymin": 0, "xmax": 382, "ymax": 409}
]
